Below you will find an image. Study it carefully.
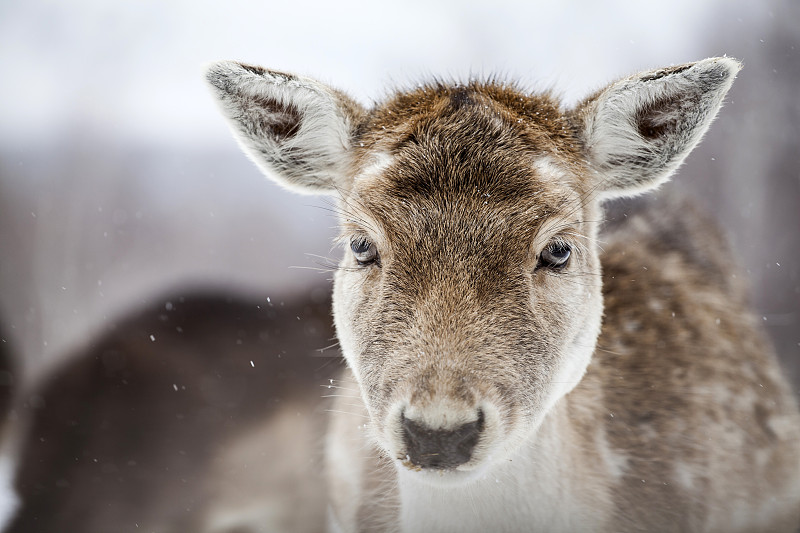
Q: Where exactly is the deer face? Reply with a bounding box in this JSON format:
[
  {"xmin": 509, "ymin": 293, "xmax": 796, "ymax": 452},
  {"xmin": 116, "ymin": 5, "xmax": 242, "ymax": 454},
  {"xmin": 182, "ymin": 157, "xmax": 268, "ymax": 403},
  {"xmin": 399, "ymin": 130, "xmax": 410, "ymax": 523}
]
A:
[
  {"xmin": 206, "ymin": 58, "xmax": 739, "ymax": 482},
  {"xmin": 332, "ymin": 91, "xmax": 604, "ymax": 478}
]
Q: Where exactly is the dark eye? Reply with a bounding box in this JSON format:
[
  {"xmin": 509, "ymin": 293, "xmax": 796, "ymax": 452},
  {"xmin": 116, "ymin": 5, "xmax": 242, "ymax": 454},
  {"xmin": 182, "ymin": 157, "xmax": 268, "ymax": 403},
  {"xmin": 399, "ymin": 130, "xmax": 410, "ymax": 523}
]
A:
[
  {"xmin": 351, "ymin": 237, "xmax": 379, "ymax": 266},
  {"xmin": 537, "ymin": 241, "xmax": 571, "ymax": 271}
]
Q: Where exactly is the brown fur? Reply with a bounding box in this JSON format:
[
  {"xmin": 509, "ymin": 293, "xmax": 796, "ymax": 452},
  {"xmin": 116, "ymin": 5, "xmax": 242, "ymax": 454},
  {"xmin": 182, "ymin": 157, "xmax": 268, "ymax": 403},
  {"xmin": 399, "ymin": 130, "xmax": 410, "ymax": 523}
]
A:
[{"xmin": 594, "ymin": 197, "xmax": 799, "ymax": 529}]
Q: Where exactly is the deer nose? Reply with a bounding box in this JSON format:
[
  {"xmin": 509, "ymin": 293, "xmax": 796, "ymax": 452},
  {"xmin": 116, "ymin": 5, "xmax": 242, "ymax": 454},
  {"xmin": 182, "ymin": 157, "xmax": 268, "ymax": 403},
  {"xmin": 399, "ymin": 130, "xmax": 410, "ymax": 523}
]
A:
[{"xmin": 401, "ymin": 409, "xmax": 484, "ymax": 469}]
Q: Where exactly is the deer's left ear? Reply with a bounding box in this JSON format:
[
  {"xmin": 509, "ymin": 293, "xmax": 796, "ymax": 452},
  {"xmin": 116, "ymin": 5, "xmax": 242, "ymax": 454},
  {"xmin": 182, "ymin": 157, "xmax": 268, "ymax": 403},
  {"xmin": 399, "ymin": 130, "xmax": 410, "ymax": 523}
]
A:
[{"xmin": 570, "ymin": 57, "xmax": 741, "ymax": 200}]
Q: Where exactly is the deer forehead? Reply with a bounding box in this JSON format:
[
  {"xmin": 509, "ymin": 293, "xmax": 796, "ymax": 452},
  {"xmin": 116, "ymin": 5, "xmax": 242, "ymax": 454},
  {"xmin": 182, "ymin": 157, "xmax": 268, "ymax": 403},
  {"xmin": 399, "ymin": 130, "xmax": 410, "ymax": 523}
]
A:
[{"xmin": 343, "ymin": 86, "xmax": 591, "ymax": 255}]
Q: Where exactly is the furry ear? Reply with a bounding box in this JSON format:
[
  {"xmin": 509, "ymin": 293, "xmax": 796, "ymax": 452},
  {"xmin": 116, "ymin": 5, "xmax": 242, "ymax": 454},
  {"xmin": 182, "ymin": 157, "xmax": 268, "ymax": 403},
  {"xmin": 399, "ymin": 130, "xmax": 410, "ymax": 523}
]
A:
[
  {"xmin": 571, "ymin": 57, "xmax": 741, "ymax": 200},
  {"xmin": 205, "ymin": 61, "xmax": 365, "ymax": 195}
]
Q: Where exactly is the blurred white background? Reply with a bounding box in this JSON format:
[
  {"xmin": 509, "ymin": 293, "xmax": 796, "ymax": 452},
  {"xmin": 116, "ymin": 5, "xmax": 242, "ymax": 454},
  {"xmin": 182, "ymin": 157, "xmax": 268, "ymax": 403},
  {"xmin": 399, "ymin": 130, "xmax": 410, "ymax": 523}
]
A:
[{"xmin": 0, "ymin": 0, "xmax": 797, "ymax": 386}]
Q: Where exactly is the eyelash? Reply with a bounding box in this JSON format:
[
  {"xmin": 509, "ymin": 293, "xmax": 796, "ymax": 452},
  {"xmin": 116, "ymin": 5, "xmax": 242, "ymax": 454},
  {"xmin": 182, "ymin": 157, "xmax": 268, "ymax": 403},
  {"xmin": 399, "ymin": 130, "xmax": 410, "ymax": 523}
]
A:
[
  {"xmin": 350, "ymin": 236, "xmax": 380, "ymax": 267},
  {"xmin": 536, "ymin": 239, "xmax": 572, "ymax": 271}
]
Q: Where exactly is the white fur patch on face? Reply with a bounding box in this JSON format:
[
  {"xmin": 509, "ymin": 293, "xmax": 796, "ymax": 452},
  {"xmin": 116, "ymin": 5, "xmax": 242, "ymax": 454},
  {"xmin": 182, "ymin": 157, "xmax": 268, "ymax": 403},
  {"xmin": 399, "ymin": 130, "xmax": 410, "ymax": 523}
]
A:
[
  {"xmin": 532, "ymin": 155, "xmax": 571, "ymax": 184},
  {"xmin": 539, "ymin": 282, "xmax": 603, "ymax": 419},
  {"xmin": 402, "ymin": 399, "xmax": 480, "ymax": 431},
  {"xmin": 545, "ymin": 332, "xmax": 595, "ymax": 408},
  {"xmin": 355, "ymin": 151, "xmax": 395, "ymax": 185}
]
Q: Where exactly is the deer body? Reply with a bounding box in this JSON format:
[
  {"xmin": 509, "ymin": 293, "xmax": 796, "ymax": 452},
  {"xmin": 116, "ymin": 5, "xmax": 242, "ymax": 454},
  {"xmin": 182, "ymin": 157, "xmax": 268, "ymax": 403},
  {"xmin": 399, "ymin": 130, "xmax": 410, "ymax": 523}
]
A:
[
  {"xmin": 326, "ymin": 196, "xmax": 800, "ymax": 532},
  {"xmin": 207, "ymin": 58, "xmax": 800, "ymax": 532}
]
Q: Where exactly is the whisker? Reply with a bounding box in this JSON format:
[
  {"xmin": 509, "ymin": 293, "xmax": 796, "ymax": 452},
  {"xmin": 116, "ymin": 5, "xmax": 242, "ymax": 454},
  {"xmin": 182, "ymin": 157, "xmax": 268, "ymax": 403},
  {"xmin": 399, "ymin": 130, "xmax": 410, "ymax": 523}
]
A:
[
  {"xmin": 321, "ymin": 384, "xmax": 360, "ymax": 392},
  {"xmin": 317, "ymin": 342, "xmax": 341, "ymax": 352}
]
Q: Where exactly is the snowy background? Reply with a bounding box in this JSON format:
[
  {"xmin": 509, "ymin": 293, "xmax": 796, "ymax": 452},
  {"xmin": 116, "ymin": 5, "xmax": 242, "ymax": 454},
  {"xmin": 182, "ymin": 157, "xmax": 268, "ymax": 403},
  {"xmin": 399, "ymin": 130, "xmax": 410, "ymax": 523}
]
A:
[{"xmin": 0, "ymin": 0, "xmax": 798, "ymax": 388}]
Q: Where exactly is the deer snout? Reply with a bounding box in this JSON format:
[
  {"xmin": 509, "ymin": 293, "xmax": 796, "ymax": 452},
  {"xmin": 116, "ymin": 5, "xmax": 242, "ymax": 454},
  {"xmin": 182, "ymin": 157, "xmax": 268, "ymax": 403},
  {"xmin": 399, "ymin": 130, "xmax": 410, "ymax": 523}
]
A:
[{"xmin": 401, "ymin": 409, "xmax": 485, "ymax": 470}]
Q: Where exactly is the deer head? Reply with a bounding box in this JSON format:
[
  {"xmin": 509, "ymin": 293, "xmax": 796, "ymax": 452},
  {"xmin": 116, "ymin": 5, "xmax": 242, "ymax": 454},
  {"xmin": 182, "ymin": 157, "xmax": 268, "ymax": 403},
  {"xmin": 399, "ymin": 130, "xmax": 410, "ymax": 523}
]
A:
[{"xmin": 206, "ymin": 58, "xmax": 739, "ymax": 483}]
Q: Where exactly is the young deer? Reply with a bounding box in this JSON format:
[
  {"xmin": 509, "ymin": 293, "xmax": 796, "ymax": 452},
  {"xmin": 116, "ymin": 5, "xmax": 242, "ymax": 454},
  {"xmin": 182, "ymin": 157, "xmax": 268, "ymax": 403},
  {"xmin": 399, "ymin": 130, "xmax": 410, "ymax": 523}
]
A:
[{"xmin": 206, "ymin": 58, "xmax": 800, "ymax": 532}]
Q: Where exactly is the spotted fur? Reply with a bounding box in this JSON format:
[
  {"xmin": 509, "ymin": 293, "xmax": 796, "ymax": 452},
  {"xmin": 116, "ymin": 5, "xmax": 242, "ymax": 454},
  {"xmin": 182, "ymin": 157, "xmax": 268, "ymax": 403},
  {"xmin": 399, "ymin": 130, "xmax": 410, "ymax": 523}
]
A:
[{"xmin": 208, "ymin": 58, "xmax": 800, "ymax": 532}]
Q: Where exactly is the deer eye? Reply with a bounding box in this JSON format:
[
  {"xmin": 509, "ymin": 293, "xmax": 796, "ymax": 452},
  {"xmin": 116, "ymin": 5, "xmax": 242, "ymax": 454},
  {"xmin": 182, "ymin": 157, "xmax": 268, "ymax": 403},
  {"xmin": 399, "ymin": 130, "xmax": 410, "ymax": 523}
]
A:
[
  {"xmin": 537, "ymin": 241, "xmax": 571, "ymax": 271},
  {"xmin": 351, "ymin": 237, "xmax": 379, "ymax": 266}
]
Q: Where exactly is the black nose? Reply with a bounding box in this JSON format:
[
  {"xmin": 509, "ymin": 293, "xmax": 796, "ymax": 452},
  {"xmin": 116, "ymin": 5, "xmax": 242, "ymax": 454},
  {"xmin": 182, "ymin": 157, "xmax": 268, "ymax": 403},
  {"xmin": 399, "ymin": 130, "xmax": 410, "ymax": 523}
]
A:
[{"xmin": 401, "ymin": 410, "xmax": 484, "ymax": 469}]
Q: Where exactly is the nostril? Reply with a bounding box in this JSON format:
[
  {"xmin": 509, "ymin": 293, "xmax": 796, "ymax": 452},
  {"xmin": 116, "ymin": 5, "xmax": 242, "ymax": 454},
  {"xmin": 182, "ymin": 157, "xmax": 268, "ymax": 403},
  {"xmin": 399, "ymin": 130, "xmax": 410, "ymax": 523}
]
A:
[{"xmin": 401, "ymin": 409, "xmax": 485, "ymax": 470}]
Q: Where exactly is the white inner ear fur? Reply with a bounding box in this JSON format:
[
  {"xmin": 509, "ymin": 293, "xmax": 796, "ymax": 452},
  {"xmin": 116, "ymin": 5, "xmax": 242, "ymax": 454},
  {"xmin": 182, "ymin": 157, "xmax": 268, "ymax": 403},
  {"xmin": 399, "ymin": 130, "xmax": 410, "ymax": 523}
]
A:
[
  {"xmin": 206, "ymin": 62, "xmax": 359, "ymax": 195},
  {"xmin": 578, "ymin": 57, "xmax": 741, "ymax": 201}
]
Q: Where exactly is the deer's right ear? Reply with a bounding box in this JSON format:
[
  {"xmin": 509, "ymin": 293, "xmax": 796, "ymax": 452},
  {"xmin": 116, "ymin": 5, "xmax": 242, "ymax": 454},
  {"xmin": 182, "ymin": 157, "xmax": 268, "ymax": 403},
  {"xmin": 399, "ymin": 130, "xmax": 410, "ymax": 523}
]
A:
[{"xmin": 205, "ymin": 61, "xmax": 364, "ymax": 195}]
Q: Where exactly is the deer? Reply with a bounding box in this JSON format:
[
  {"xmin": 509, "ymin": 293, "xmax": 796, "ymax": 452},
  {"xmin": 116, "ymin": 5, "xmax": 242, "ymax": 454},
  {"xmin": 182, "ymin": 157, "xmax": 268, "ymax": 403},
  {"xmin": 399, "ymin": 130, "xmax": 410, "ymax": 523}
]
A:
[
  {"xmin": 4, "ymin": 289, "xmax": 336, "ymax": 533},
  {"xmin": 206, "ymin": 57, "xmax": 800, "ymax": 532}
]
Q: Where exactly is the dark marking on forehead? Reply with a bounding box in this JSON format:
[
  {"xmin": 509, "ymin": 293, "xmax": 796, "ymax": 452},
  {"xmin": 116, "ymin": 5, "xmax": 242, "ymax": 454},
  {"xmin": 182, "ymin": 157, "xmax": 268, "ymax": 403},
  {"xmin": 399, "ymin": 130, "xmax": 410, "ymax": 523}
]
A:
[
  {"xmin": 448, "ymin": 88, "xmax": 475, "ymax": 110},
  {"xmin": 360, "ymin": 155, "xmax": 571, "ymax": 250},
  {"xmin": 380, "ymin": 122, "xmax": 532, "ymax": 203}
]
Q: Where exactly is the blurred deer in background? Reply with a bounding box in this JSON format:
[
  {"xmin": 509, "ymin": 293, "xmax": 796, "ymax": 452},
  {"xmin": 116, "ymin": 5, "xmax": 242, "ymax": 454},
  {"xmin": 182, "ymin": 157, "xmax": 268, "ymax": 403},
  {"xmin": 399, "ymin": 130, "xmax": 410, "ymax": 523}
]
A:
[
  {"xmin": 6, "ymin": 289, "xmax": 337, "ymax": 533},
  {"xmin": 207, "ymin": 57, "xmax": 800, "ymax": 532}
]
